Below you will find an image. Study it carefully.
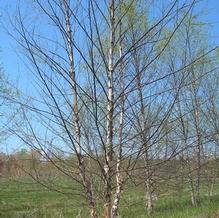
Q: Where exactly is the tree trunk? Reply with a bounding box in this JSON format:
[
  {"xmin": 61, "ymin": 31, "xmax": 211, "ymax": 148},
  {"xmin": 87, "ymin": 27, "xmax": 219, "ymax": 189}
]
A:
[
  {"xmin": 103, "ymin": 0, "xmax": 115, "ymax": 217},
  {"xmin": 89, "ymin": 207, "xmax": 98, "ymax": 218},
  {"xmin": 103, "ymin": 203, "xmax": 112, "ymax": 218},
  {"xmin": 145, "ymin": 177, "xmax": 154, "ymax": 215},
  {"xmin": 112, "ymin": 7, "xmax": 124, "ymax": 217},
  {"xmin": 112, "ymin": 173, "xmax": 123, "ymax": 217},
  {"xmin": 63, "ymin": 1, "xmax": 97, "ymax": 216},
  {"xmin": 209, "ymin": 182, "xmax": 214, "ymax": 197},
  {"xmin": 191, "ymin": 191, "xmax": 198, "ymax": 207}
]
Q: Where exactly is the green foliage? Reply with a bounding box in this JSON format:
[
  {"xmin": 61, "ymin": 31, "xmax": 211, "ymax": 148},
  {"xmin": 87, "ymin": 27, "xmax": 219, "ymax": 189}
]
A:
[
  {"xmin": 121, "ymin": 0, "xmax": 148, "ymax": 32},
  {"xmin": 15, "ymin": 149, "xmax": 29, "ymax": 158}
]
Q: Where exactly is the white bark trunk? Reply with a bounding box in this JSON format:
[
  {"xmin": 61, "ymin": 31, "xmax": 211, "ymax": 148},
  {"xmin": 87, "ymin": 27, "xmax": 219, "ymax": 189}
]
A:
[
  {"xmin": 145, "ymin": 177, "xmax": 154, "ymax": 215},
  {"xmin": 188, "ymin": 171, "xmax": 198, "ymax": 207},
  {"xmin": 103, "ymin": 1, "xmax": 115, "ymax": 217},
  {"xmin": 64, "ymin": 1, "xmax": 97, "ymax": 217},
  {"xmin": 112, "ymin": 10, "xmax": 124, "ymax": 217}
]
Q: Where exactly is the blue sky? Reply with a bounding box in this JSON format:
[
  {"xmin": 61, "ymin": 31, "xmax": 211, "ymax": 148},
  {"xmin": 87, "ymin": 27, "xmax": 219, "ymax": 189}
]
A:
[
  {"xmin": 0, "ymin": 0, "xmax": 219, "ymax": 90},
  {"xmin": 0, "ymin": 0, "xmax": 219, "ymax": 153}
]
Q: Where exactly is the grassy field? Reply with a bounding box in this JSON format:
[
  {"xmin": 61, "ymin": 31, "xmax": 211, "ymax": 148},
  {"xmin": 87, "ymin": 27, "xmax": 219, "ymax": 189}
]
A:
[{"xmin": 0, "ymin": 178, "xmax": 219, "ymax": 218}]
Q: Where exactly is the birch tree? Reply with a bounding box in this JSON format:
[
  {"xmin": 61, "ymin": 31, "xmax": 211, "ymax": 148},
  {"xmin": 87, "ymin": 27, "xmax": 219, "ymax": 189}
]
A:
[{"xmin": 7, "ymin": 0, "xmax": 219, "ymax": 217}]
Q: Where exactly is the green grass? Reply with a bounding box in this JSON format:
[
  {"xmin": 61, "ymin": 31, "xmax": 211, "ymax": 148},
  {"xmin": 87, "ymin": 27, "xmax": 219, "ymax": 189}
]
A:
[
  {"xmin": 118, "ymin": 184, "xmax": 219, "ymax": 218},
  {"xmin": 0, "ymin": 178, "xmax": 89, "ymax": 218},
  {"xmin": 0, "ymin": 178, "xmax": 219, "ymax": 217}
]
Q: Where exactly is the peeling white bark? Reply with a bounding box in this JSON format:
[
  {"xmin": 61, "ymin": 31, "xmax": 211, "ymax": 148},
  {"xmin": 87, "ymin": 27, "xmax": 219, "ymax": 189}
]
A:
[
  {"xmin": 112, "ymin": 11, "xmax": 125, "ymax": 217},
  {"xmin": 103, "ymin": 1, "xmax": 115, "ymax": 217},
  {"xmin": 64, "ymin": 1, "xmax": 97, "ymax": 217}
]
